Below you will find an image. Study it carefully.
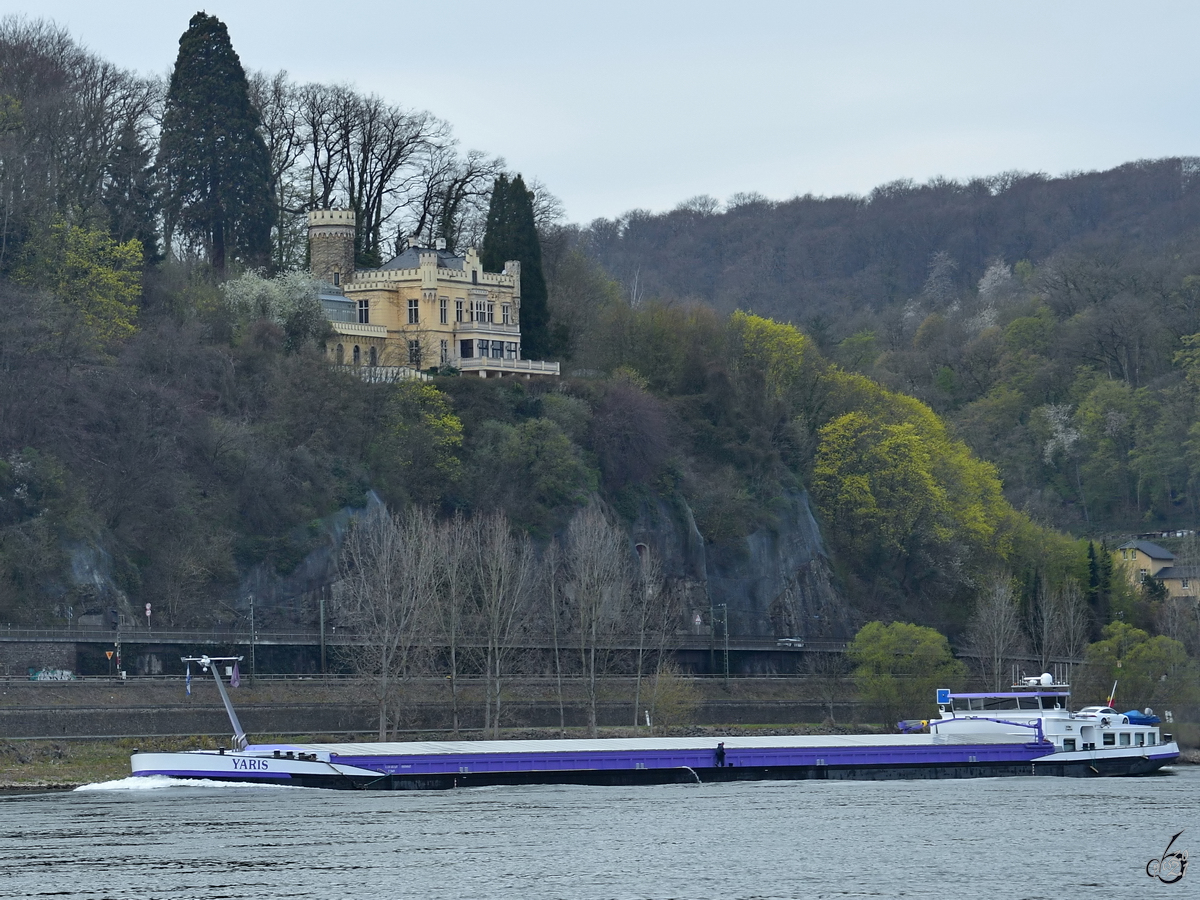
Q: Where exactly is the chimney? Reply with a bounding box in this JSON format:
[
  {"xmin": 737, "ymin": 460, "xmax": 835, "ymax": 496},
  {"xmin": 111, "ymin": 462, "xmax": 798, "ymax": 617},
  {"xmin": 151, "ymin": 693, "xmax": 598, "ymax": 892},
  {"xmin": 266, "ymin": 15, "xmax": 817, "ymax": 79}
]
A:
[{"xmin": 435, "ymin": 237, "xmax": 447, "ymax": 251}]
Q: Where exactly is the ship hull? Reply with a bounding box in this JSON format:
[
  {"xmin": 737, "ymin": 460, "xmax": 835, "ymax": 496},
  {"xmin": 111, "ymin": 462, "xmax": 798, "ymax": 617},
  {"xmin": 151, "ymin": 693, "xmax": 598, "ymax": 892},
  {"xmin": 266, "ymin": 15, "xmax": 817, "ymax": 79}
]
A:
[{"xmin": 130, "ymin": 733, "xmax": 1177, "ymax": 790}]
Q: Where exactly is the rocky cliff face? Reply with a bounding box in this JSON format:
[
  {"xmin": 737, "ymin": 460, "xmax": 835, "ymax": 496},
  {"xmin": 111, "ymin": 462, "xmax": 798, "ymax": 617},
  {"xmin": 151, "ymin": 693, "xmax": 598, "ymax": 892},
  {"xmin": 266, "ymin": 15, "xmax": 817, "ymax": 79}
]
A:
[
  {"xmin": 234, "ymin": 491, "xmax": 387, "ymax": 630},
  {"xmin": 235, "ymin": 489, "xmax": 847, "ymax": 643},
  {"xmin": 629, "ymin": 490, "xmax": 848, "ymax": 641}
]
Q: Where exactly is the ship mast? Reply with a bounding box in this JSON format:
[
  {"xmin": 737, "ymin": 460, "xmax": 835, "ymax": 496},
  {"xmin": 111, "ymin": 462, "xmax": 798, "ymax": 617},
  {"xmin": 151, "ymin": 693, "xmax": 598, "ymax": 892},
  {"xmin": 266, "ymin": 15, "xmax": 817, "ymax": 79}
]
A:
[{"xmin": 183, "ymin": 655, "xmax": 248, "ymax": 750}]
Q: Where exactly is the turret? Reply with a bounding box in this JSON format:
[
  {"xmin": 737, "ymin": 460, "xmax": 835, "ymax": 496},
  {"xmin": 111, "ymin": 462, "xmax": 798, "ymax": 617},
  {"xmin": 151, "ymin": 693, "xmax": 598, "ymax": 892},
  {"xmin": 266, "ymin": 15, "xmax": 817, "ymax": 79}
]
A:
[{"xmin": 307, "ymin": 209, "xmax": 356, "ymax": 287}]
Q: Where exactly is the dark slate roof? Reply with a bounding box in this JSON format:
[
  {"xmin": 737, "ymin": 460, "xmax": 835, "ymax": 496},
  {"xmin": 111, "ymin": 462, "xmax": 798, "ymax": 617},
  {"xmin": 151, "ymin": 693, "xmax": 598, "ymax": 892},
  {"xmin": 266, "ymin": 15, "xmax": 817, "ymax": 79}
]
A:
[
  {"xmin": 1118, "ymin": 540, "xmax": 1175, "ymax": 560},
  {"xmin": 1153, "ymin": 565, "xmax": 1200, "ymax": 580},
  {"xmin": 380, "ymin": 247, "xmax": 465, "ymax": 271}
]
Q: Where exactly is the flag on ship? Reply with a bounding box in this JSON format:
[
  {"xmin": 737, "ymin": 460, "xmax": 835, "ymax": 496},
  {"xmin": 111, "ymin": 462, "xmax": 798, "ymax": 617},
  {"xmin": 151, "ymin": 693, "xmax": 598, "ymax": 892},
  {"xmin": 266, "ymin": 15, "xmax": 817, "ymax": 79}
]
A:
[
  {"xmin": 185, "ymin": 663, "xmax": 191, "ymax": 696},
  {"xmin": 231, "ymin": 662, "xmax": 241, "ymax": 688}
]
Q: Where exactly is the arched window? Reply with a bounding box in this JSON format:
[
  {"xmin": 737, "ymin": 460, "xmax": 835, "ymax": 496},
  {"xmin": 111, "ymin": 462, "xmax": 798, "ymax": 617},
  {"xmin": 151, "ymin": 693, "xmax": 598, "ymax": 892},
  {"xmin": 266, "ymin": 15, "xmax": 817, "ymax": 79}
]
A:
[
  {"xmin": 369, "ymin": 346, "xmax": 377, "ymax": 366},
  {"xmin": 353, "ymin": 345, "xmax": 361, "ymax": 365},
  {"xmin": 335, "ymin": 343, "xmax": 344, "ymax": 364}
]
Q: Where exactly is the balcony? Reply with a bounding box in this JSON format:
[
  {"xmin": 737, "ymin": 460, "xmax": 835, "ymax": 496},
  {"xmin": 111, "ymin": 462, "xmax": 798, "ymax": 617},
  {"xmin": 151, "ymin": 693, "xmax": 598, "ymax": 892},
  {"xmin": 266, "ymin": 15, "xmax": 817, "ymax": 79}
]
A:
[
  {"xmin": 453, "ymin": 321, "xmax": 521, "ymax": 337},
  {"xmin": 457, "ymin": 357, "xmax": 560, "ymax": 377}
]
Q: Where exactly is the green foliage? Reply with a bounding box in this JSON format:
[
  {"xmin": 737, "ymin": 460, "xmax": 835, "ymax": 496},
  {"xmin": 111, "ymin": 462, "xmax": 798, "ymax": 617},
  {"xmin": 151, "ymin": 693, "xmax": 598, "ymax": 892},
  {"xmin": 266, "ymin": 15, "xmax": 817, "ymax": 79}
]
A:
[
  {"xmin": 1002, "ymin": 305, "xmax": 1056, "ymax": 355},
  {"xmin": 157, "ymin": 13, "xmax": 273, "ymax": 276},
  {"xmin": 465, "ymin": 417, "xmax": 596, "ymax": 534},
  {"xmin": 481, "ymin": 174, "xmax": 551, "ymax": 358},
  {"xmin": 835, "ymin": 330, "xmax": 878, "ymax": 370},
  {"xmin": 813, "ymin": 371, "xmax": 1029, "ymax": 602},
  {"xmin": 538, "ymin": 392, "xmax": 592, "ymax": 442},
  {"xmin": 1084, "ymin": 622, "xmax": 1197, "ymax": 712},
  {"xmin": 15, "ymin": 221, "xmax": 141, "ymax": 354},
  {"xmin": 370, "ymin": 382, "xmax": 464, "ymax": 507},
  {"xmin": 815, "ymin": 412, "xmax": 950, "ymax": 556},
  {"xmin": 728, "ymin": 310, "xmax": 810, "ymax": 402},
  {"xmin": 847, "ymin": 621, "xmax": 967, "ymax": 725}
]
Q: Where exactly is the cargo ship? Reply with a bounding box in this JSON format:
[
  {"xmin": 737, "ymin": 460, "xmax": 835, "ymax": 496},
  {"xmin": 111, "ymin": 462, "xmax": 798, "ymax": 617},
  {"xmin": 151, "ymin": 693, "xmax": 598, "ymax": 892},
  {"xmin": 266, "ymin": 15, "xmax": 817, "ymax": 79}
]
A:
[{"xmin": 129, "ymin": 657, "xmax": 1178, "ymax": 789}]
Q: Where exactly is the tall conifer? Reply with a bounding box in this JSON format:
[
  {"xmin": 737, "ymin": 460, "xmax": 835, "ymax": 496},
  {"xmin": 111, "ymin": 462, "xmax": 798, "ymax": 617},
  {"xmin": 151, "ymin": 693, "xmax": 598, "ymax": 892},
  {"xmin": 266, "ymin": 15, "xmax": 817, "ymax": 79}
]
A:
[
  {"xmin": 157, "ymin": 13, "xmax": 273, "ymax": 277},
  {"xmin": 481, "ymin": 174, "xmax": 551, "ymax": 359},
  {"xmin": 104, "ymin": 121, "xmax": 160, "ymax": 263}
]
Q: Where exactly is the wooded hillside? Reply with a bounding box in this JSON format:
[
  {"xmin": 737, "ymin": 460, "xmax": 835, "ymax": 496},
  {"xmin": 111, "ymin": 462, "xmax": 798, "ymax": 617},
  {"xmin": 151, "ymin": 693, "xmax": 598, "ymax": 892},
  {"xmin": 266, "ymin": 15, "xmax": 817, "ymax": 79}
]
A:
[{"xmin": 2, "ymin": 16, "xmax": 1198, "ymax": 716}]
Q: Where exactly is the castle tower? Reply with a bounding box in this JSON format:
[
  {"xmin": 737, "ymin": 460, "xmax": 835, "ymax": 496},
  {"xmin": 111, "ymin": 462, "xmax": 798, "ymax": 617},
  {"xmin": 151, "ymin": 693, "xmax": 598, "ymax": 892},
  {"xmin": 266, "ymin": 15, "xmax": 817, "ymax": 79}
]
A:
[{"xmin": 307, "ymin": 209, "xmax": 356, "ymax": 287}]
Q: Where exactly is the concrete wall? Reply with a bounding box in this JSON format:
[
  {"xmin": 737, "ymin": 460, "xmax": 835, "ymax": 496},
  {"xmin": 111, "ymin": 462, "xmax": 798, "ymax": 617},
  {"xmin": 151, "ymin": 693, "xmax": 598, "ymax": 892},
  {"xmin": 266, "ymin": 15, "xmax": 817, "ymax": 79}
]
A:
[{"xmin": 0, "ymin": 699, "xmax": 856, "ymax": 739}]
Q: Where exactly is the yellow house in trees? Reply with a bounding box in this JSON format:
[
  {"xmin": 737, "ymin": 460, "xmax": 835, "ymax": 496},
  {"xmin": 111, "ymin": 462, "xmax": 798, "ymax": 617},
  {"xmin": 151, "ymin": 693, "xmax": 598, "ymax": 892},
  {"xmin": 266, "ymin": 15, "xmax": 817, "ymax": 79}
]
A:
[
  {"xmin": 308, "ymin": 210, "xmax": 558, "ymax": 378},
  {"xmin": 1115, "ymin": 540, "xmax": 1198, "ymax": 598}
]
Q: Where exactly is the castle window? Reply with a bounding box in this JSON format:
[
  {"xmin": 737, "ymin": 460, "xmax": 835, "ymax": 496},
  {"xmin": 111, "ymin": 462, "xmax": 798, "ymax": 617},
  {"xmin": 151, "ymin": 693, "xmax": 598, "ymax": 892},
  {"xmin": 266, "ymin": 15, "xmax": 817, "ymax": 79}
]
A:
[
  {"xmin": 369, "ymin": 346, "xmax": 377, "ymax": 366},
  {"xmin": 1183, "ymin": 579, "xmax": 1190, "ymax": 590},
  {"xmin": 357, "ymin": 299, "xmax": 369, "ymax": 324},
  {"xmin": 408, "ymin": 298, "xmax": 419, "ymax": 324},
  {"xmin": 502, "ymin": 304, "xmax": 511, "ymax": 325},
  {"xmin": 407, "ymin": 340, "xmax": 421, "ymax": 366},
  {"xmin": 335, "ymin": 343, "xmax": 344, "ymax": 364},
  {"xmin": 440, "ymin": 297, "xmax": 448, "ymax": 325},
  {"xmin": 505, "ymin": 342, "xmax": 517, "ymax": 360},
  {"xmin": 455, "ymin": 299, "xmax": 464, "ymax": 323},
  {"xmin": 1139, "ymin": 569, "xmax": 1149, "ymax": 582},
  {"xmin": 460, "ymin": 339, "xmax": 474, "ymax": 359},
  {"xmin": 333, "ymin": 272, "xmax": 340, "ymax": 286},
  {"xmin": 487, "ymin": 302, "xmax": 495, "ymax": 323},
  {"xmin": 472, "ymin": 269, "xmax": 477, "ymax": 285},
  {"xmin": 352, "ymin": 345, "xmax": 361, "ymax": 365},
  {"xmin": 491, "ymin": 340, "xmax": 503, "ymax": 359},
  {"xmin": 440, "ymin": 340, "xmax": 449, "ymax": 364},
  {"xmin": 473, "ymin": 299, "xmax": 486, "ymax": 323}
]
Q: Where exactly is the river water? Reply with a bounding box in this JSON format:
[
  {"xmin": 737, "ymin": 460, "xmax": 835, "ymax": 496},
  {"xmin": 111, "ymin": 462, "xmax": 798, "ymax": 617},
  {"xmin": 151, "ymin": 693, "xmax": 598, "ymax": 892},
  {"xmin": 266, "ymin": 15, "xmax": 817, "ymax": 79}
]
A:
[{"xmin": 0, "ymin": 767, "xmax": 1197, "ymax": 900}]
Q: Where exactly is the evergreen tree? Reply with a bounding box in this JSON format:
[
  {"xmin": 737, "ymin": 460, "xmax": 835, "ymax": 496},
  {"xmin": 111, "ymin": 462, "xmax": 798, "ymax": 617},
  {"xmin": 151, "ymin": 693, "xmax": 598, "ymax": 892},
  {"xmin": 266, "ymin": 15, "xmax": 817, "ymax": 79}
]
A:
[
  {"xmin": 1086, "ymin": 541, "xmax": 1100, "ymax": 608},
  {"xmin": 103, "ymin": 122, "xmax": 160, "ymax": 263},
  {"xmin": 157, "ymin": 13, "xmax": 273, "ymax": 277},
  {"xmin": 481, "ymin": 174, "xmax": 551, "ymax": 358},
  {"xmin": 1097, "ymin": 539, "xmax": 1114, "ymax": 635}
]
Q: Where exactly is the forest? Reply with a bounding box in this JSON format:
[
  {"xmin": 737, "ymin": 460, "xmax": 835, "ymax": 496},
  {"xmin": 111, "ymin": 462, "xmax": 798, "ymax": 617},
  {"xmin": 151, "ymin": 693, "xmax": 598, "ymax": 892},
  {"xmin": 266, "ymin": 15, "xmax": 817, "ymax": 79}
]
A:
[{"xmin": 0, "ymin": 14, "xmax": 1198, "ymax": 722}]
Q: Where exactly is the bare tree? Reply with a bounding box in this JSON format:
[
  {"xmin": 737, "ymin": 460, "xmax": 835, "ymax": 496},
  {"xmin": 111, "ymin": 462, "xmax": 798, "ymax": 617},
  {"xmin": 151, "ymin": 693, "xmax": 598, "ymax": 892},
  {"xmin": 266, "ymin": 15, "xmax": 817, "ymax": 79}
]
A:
[
  {"xmin": 967, "ymin": 574, "xmax": 1025, "ymax": 690},
  {"xmin": 431, "ymin": 512, "xmax": 473, "ymax": 737},
  {"xmin": 543, "ymin": 538, "xmax": 568, "ymax": 735},
  {"xmin": 297, "ymin": 81, "xmax": 346, "ymax": 210},
  {"xmin": 336, "ymin": 504, "xmax": 436, "ymax": 740},
  {"xmin": 0, "ymin": 17, "xmax": 157, "ymax": 265},
  {"xmin": 475, "ymin": 511, "xmax": 535, "ymax": 738},
  {"xmin": 807, "ymin": 651, "xmax": 850, "ymax": 724},
  {"xmin": 1058, "ymin": 579, "xmax": 1092, "ymax": 683},
  {"xmin": 249, "ymin": 70, "xmax": 307, "ymax": 269},
  {"xmin": 405, "ymin": 144, "xmax": 501, "ymax": 251},
  {"xmin": 630, "ymin": 547, "xmax": 663, "ymax": 725},
  {"xmin": 1025, "ymin": 575, "xmax": 1063, "ymax": 674},
  {"xmin": 562, "ymin": 504, "xmax": 629, "ymax": 737}
]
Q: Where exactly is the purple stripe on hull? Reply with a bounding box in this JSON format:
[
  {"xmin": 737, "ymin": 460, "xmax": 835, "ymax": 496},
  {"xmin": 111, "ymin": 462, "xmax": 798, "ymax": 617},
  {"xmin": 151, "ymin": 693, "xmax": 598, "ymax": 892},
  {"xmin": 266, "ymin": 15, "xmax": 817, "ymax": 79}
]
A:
[
  {"xmin": 136, "ymin": 770, "xmax": 293, "ymax": 780},
  {"xmin": 1146, "ymin": 750, "xmax": 1181, "ymax": 761},
  {"xmin": 330, "ymin": 742, "xmax": 1049, "ymax": 777}
]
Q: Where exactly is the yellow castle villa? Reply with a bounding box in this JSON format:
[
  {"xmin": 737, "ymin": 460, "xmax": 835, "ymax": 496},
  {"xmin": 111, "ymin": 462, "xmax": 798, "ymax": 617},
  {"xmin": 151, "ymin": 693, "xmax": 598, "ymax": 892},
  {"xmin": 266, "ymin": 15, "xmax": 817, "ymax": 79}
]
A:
[{"xmin": 308, "ymin": 209, "xmax": 559, "ymax": 378}]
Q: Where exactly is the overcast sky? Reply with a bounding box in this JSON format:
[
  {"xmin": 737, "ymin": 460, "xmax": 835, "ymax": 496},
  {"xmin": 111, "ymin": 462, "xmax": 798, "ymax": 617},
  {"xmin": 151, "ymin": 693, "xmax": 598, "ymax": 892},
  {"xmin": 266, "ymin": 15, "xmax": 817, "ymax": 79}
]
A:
[{"xmin": 20, "ymin": 0, "xmax": 1200, "ymax": 223}]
